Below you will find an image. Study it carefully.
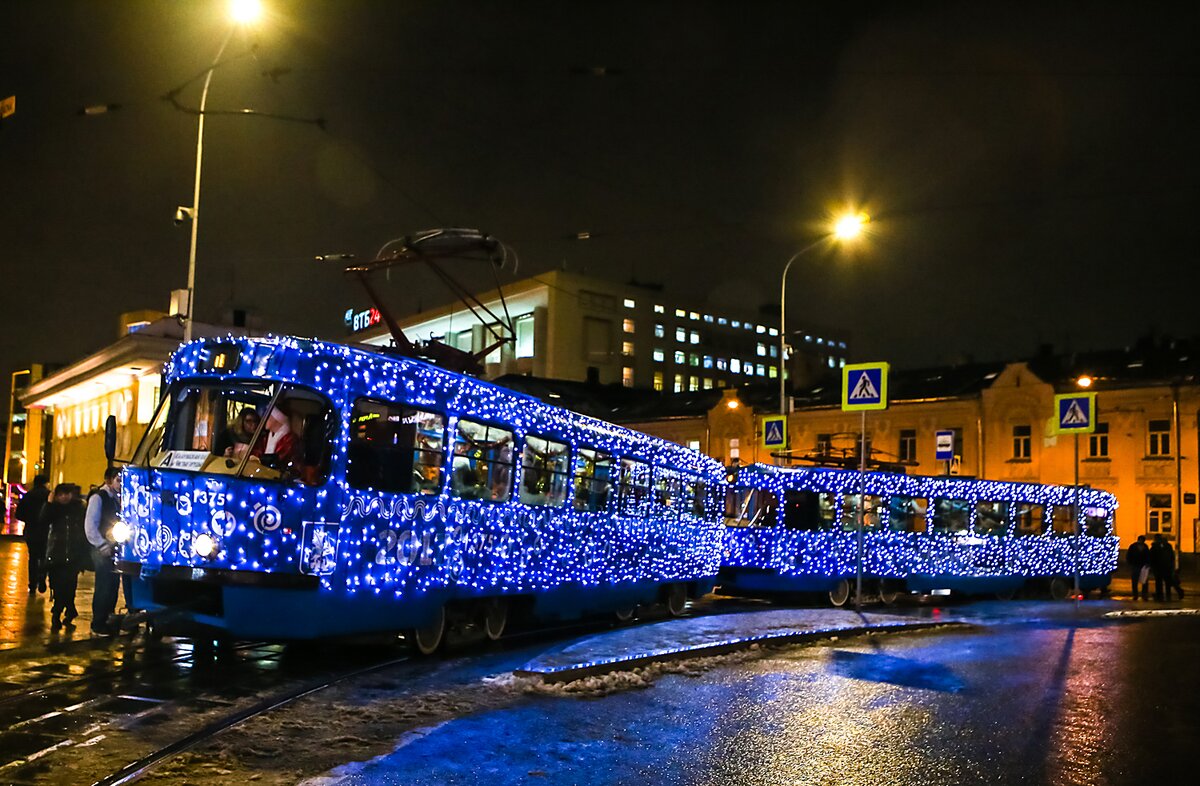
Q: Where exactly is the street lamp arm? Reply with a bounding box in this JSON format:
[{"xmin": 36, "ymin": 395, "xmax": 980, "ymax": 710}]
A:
[{"xmin": 779, "ymin": 235, "xmax": 832, "ymax": 416}]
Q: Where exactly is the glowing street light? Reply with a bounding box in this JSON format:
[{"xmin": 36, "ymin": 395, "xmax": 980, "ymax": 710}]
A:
[
  {"xmin": 180, "ymin": 1, "xmax": 264, "ymax": 341},
  {"xmin": 779, "ymin": 211, "xmax": 871, "ymax": 418}
]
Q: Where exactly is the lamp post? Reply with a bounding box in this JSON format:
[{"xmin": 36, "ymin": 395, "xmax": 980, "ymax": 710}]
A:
[
  {"xmin": 778, "ymin": 213, "xmax": 869, "ymax": 418},
  {"xmin": 182, "ymin": 0, "xmax": 263, "ymax": 342}
]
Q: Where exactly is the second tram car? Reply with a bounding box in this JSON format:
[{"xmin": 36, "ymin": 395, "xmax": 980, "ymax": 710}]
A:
[
  {"xmin": 721, "ymin": 464, "xmax": 1119, "ymax": 603},
  {"xmin": 117, "ymin": 336, "xmax": 726, "ymax": 649}
]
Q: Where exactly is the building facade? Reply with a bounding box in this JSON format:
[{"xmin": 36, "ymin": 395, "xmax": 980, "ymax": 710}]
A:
[{"xmin": 349, "ymin": 269, "xmax": 851, "ymax": 392}]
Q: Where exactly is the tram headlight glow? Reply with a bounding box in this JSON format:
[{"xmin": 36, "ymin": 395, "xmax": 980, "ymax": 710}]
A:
[
  {"xmin": 111, "ymin": 520, "xmax": 131, "ymax": 543},
  {"xmin": 193, "ymin": 533, "xmax": 217, "ymax": 558}
]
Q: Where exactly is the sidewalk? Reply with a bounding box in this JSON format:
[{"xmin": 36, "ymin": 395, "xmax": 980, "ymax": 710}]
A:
[
  {"xmin": 515, "ymin": 608, "xmax": 965, "ymax": 683},
  {"xmin": 0, "ymin": 537, "xmax": 110, "ymax": 649}
]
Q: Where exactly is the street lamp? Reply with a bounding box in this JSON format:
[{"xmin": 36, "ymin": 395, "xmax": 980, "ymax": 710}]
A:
[
  {"xmin": 181, "ymin": 0, "xmax": 263, "ymax": 341},
  {"xmin": 778, "ymin": 212, "xmax": 869, "ymax": 417}
]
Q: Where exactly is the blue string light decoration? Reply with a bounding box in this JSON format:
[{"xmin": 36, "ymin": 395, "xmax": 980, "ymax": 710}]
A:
[
  {"xmin": 723, "ymin": 465, "xmax": 1119, "ymax": 582},
  {"xmin": 121, "ymin": 336, "xmax": 727, "ymax": 616}
]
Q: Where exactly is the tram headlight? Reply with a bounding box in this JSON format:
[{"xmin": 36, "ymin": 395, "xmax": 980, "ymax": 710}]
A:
[
  {"xmin": 111, "ymin": 520, "xmax": 131, "ymax": 544},
  {"xmin": 193, "ymin": 533, "xmax": 217, "ymax": 558}
]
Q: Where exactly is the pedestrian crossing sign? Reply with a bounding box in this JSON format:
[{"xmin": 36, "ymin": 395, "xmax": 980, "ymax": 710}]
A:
[
  {"xmin": 1055, "ymin": 392, "xmax": 1096, "ymax": 434},
  {"xmin": 761, "ymin": 415, "xmax": 788, "ymax": 449},
  {"xmin": 842, "ymin": 362, "xmax": 889, "ymax": 411}
]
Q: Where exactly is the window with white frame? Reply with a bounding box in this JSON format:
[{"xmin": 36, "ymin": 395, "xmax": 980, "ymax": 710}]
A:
[
  {"xmin": 1089, "ymin": 422, "xmax": 1109, "ymax": 458},
  {"xmin": 1147, "ymin": 494, "xmax": 1173, "ymax": 535},
  {"xmin": 899, "ymin": 429, "xmax": 917, "ymax": 463},
  {"xmin": 1012, "ymin": 424, "xmax": 1031, "ymax": 459},
  {"xmin": 1148, "ymin": 419, "xmax": 1171, "ymax": 456}
]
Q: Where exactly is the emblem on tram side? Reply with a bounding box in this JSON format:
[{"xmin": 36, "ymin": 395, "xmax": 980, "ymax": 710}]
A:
[{"xmin": 300, "ymin": 522, "xmax": 340, "ymax": 576}]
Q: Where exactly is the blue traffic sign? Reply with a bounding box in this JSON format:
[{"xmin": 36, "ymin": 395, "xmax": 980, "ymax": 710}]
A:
[
  {"xmin": 842, "ymin": 362, "xmax": 889, "ymax": 411},
  {"xmin": 761, "ymin": 415, "xmax": 787, "ymax": 449},
  {"xmin": 935, "ymin": 430, "xmax": 955, "ymax": 461},
  {"xmin": 1055, "ymin": 393, "xmax": 1096, "ymax": 434}
]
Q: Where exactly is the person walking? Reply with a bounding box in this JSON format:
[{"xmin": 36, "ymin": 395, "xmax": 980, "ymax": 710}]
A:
[
  {"xmin": 1150, "ymin": 534, "xmax": 1175, "ymax": 602},
  {"xmin": 84, "ymin": 468, "xmax": 122, "ymax": 636},
  {"xmin": 1155, "ymin": 536, "xmax": 1185, "ymax": 600},
  {"xmin": 15, "ymin": 474, "xmax": 51, "ymax": 593},
  {"xmin": 1126, "ymin": 535, "xmax": 1151, "ymax": 600},
  {"xmin": 43, "ymin": 483, "xmax": 88, "ymax": 630}
]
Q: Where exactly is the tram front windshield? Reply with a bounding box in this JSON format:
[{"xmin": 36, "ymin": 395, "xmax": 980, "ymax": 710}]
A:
[{"xmin": 132, "ymin": 381, "xmax": 333, "ymax": 485}]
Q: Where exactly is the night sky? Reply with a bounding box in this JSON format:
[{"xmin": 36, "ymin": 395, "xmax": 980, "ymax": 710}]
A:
[{"xmin": 3, "ymin": 1, "xmax": 1198, "ymax": 393}]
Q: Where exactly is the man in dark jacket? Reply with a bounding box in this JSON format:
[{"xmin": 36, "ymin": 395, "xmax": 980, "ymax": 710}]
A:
[
  {"xmin": 1150, "ymin": 534, "xmax": 1177, "ymax": 602},
  {"xmin": 14, "ymin": 474, "xmax": 50, "ymax": 594},
  {"xmin": 1126, "ymin": 535, "xmax": 1151, "ymax": 600},
  {"xmin": 43, "ymin": 483, "xmax": 88, "ymax": 630},
  {"xmin": 84, "ymin": 468, "xmax": 122, "ymax": 636}
]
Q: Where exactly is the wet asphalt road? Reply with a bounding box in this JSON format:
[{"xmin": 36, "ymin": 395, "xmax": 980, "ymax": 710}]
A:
[{"xmin": 328, "ymin": 607, "xmax": 1200, "ymax": 786}]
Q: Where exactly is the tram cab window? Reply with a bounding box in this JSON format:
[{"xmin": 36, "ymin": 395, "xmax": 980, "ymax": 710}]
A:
[
  {"xmin": 724, "ymin": 487, "xmax": 776, "ymax": 527},
  {"xmin": 1015, "ymin": 504, "xmax": 1045, "ymax": 536},
  {"xmin": 572, "ymin": 448, "xmax": 614, "ymax": 513},
  {"xmin": 974, "ymin": 501, "xmax": 1010, "ymax": 536},
  {"xmin": 347, "ymin": 400, "xmax": 445, "ymax": 494},
  {"xmin": 1050, "ymin": 505, "xmax": 1076, "ymax": 535},
  {"xmin": 931, "ymin": 499, "xmax": 970, "ymax": 535},
  {"xmin": 780, "ymin": 490, "xmax": 832, "ymax": 530},
  {"xmin": 136, "ymin": 381, "xmax": 333, "ymax": 485},
  {"xmin": 451, "ymin": 420, "xmax": 515, "ymax": 502},
  {"xmin": 888, "ymin": 497, "xmax": 927, "ymax": 533},
  {"xmin": 519, "ymin": 435, "xmax": 570, "ymax": 507},
  {"xmin": 841, "ymin": 494, "xmax": 883, "ymax": 531},
  {"xmin": 1084, "ymin": 506, "xmax": 1110, "ymax": 537},
  {"xmin": 619, "ymin": 459, "xmax": 652, "ymax": 516},
  {"xmin": 686, "ymin": 478, "xmax": 707, "ymax": 518}
]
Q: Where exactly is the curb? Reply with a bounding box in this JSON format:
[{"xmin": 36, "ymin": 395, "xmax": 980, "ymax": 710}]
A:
[{"xmin": 515, "ymin": 619, "xmax": 970, "ymax": 684}]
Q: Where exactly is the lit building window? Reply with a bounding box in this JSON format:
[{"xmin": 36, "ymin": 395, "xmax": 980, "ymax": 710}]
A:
[
  {"xmin": 654, "ymin": 304, "xmax": 665, "ymax": 314},
  {"xmin": 805, "ymin": 334, "xmax": 812, "ymax": 342},
  {"xmin": 756, "ymin": 343, "xmax": 767, "ymax": 357},
  {"xmin": 1089, "ymin": 422, "xmax": 1109, "ymax": 458},
  {"xmin": 703, "ymin": 355, "xmax": 713, "ymax": 369},
  {"xmin": 689, "ymin": 353, "xmax": 700, "ymax": 367},
  {"xmin": 623, "ymin": 318, "xmax": 635, "ymax": 333},
  {"xmin": 654, "ymin": 323, "xmax": 665, "ymax": 338},
  {"xmin": 515, "ymin": 314, "xmax": 535, "ymax": 358},
  {"xmin": 756, "ymin": 325, "xmax": 766, "ymax": 334},
  {"xmin": 817, "ymin": 337, "xmax": 824, "ymax": 345},
  {"xmin": 718, "ymin": 317, "xmax": 728, "ymax": 326},
  {"xmin": 839, "ymin": 358, "xmax": 846, "ymax": 367},
  {"xmin": 828, "ymin": 357, "xmax": 835, "ymax": 368},
  {"xmin": 1012, "ymin": 425, "xmax": 1032, "ymax": 459},
  {"xmin": 622, "ymin": 367, "xmax": 634, "ymax": 387},
  {"xmin": 689, "ymin": 311, "xmax": 700, "ymax": 321},
  {"xmin": 768, "ymin": 366, "xmax": 777, "ymax": 378},
  {"xmin": 689, "ymin": 376, "xmax": 699, "ymax": 391},
  {"xmin": 756, "ymin": 363, "xmax": 766, "ymax": 376},
  {"xmin": 1148, "ymin": 494, "xmax": 1173, "ymax": 534},
  {"xmin": 687, "ymin": 439, "xmax": 701, "ymax": 451},
  {"xmin": 768, "ymin": 327, "xmax": 778, "ymax": 336},
  {"xmin": 732, "ymin": 320, "xmax": 741, "ymax": 328},
  {"xmin": 703, "ymin": 378, "xmax": 713, "ymax": 389},
  {"xmin": 674, "ymin": 374, "xmax": 684, "ymax": 392},
  {"xmin": 689, "ymin": 330, "xmax": 700, "ymax": 345},
  {"xmin": 769, "ymin": 344, "xmax": 778, "ymax": 358},
  {"xmin": 716, "ymin": 358, "xmax": 728, "ymax": 371},
  {"xmin": 839, "ymin": 341, "xmax": 847, "ymax": 348},
  {"xmin": 675, "ymin": 308, "xmax": 686, "ymax": 318},
  {"xmin": 653, "ymin": 372, "xmax": 664, "ymax": 390},
  {"xmin": 676, "ymin": 327, "xmax": 687, "ymax": 342},
  {"xmin": 703, "ymin": 314, "xmax": 714, "ymax": 323},
  {"xmin": 653, "ymin": 349, "xmax": 666, "ymax": 362},
  {"xmin": 1148, "ymin": 419, "xmax": 1171, "ymax": 456},
  {"xmin": 622, "ymin": 341, "xmax": 634, "ymax": 355},
  {"xmin": 731, "ymin": 359, "xmax": 742, "ymax": 373},
  {"xmin": 624, "ymin": 298, "xmax": 636, "ymax": 309},
  {"xmin": 675, "ymin": 350, "xmax": 686, "ymax": 364}
]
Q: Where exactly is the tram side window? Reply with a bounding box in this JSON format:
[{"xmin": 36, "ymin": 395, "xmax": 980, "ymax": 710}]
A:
[
  {"xmin": 931, "ymin": 499, "xmax": 970, "ymax": 535},
  {"xmin": 619, "ymin": 459, "xmax": 652, "ymax": 516},
  {"xmin": 572, "ymin": 448, "xmax": 614, "ymax": 513},
  {"xmin": 888, "ymin": 497, "xmax": 928, "ymax": 533},
  {"xmin": 451, "ymin": 420, "xmax": 515, "ymax": 502},
  {"xmin": 782, "ymin": 490, "xmax": 822, "ymax": 530},
  {"xmin": 267, "ymin": 390, "xmax": 336, "ymax": 486},
  {"xmin": 519, "ymin": 435, "xmax": 570, "ymax": 507},
  {"xmin": 1050, "ymin": 505, "xmax": 1076, "ymax": 535},
  {"xmin": 1084, "ymin": 506, "xmax": 1110, "ymax": 537},
  {"xmin": 974, "ymin": 501, "xmax": 1010, "ymax": 536},
  {"xmin": 841, "ymin": 494, "xmax": 883, "ymax": 531},
  {"xmin": 1015, "ymin": 504, "xmax": 1045, "ymax": 536},
  {"xmin": 654, "ymin": 469, "xmax": 681, "ymax": 510},
  {"xmin": 677, "ymin": 475, "xmax": 705, "ymax": 517},
  {"xmin": 347, "ymin": 399, "xmax": 445, "ymax": 495}
]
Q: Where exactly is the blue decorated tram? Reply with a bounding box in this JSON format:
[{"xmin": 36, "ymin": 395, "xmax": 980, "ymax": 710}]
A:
[
  {"xmin": 721, "ymin": 464, "xmax": 1119, "ymax": 604},
  {"xmin": 117, "ymin": 336, "xmax": 725, "ymax": 649}
]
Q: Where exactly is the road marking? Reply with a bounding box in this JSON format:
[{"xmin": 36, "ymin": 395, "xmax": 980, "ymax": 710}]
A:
[{"xmin": 1104, "ymin": 608, "xmax": 1200, "ymax": 618}]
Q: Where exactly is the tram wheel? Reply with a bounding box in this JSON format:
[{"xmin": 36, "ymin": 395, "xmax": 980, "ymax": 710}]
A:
[
  {"xmin": 994, "ymin": 586, "xmax": 1018, "ymax": 601},
  {"xmin": 411, "ymin": 606, "xmax": 446, "ymax": 656},
  {"xmin": 878, "ymin": 580, "xmax": 902, "ymax": 606},
  {"xmin": 1049, "ymin": 577, "xmax": 1071, "ymax": 601},
  {"xmin": 665, "ymin": 584, "xmax": 688, "ymax": 617},
  {"xmin": 828, "ymin": 578, "xmax": 851, "ymax": 608},
  {"xmin": 483, "ymin": 598, "xmax": 508, "ymax": 641},
  {"xmin": 614, "ymin": 604, "xmax": 638, "ymax": 623}
]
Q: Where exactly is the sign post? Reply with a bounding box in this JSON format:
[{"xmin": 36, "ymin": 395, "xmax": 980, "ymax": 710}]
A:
[
  {"xmin": 1055, "ymin": 392, "xmax": 1097, "ymax": 602},
  {"xmin": 935, "ymin": 429, "xmax": 954, "ymax": 475},
  {"xmin": 842, "ymin": 362, "xmax": 889, "ymax": 610}
]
